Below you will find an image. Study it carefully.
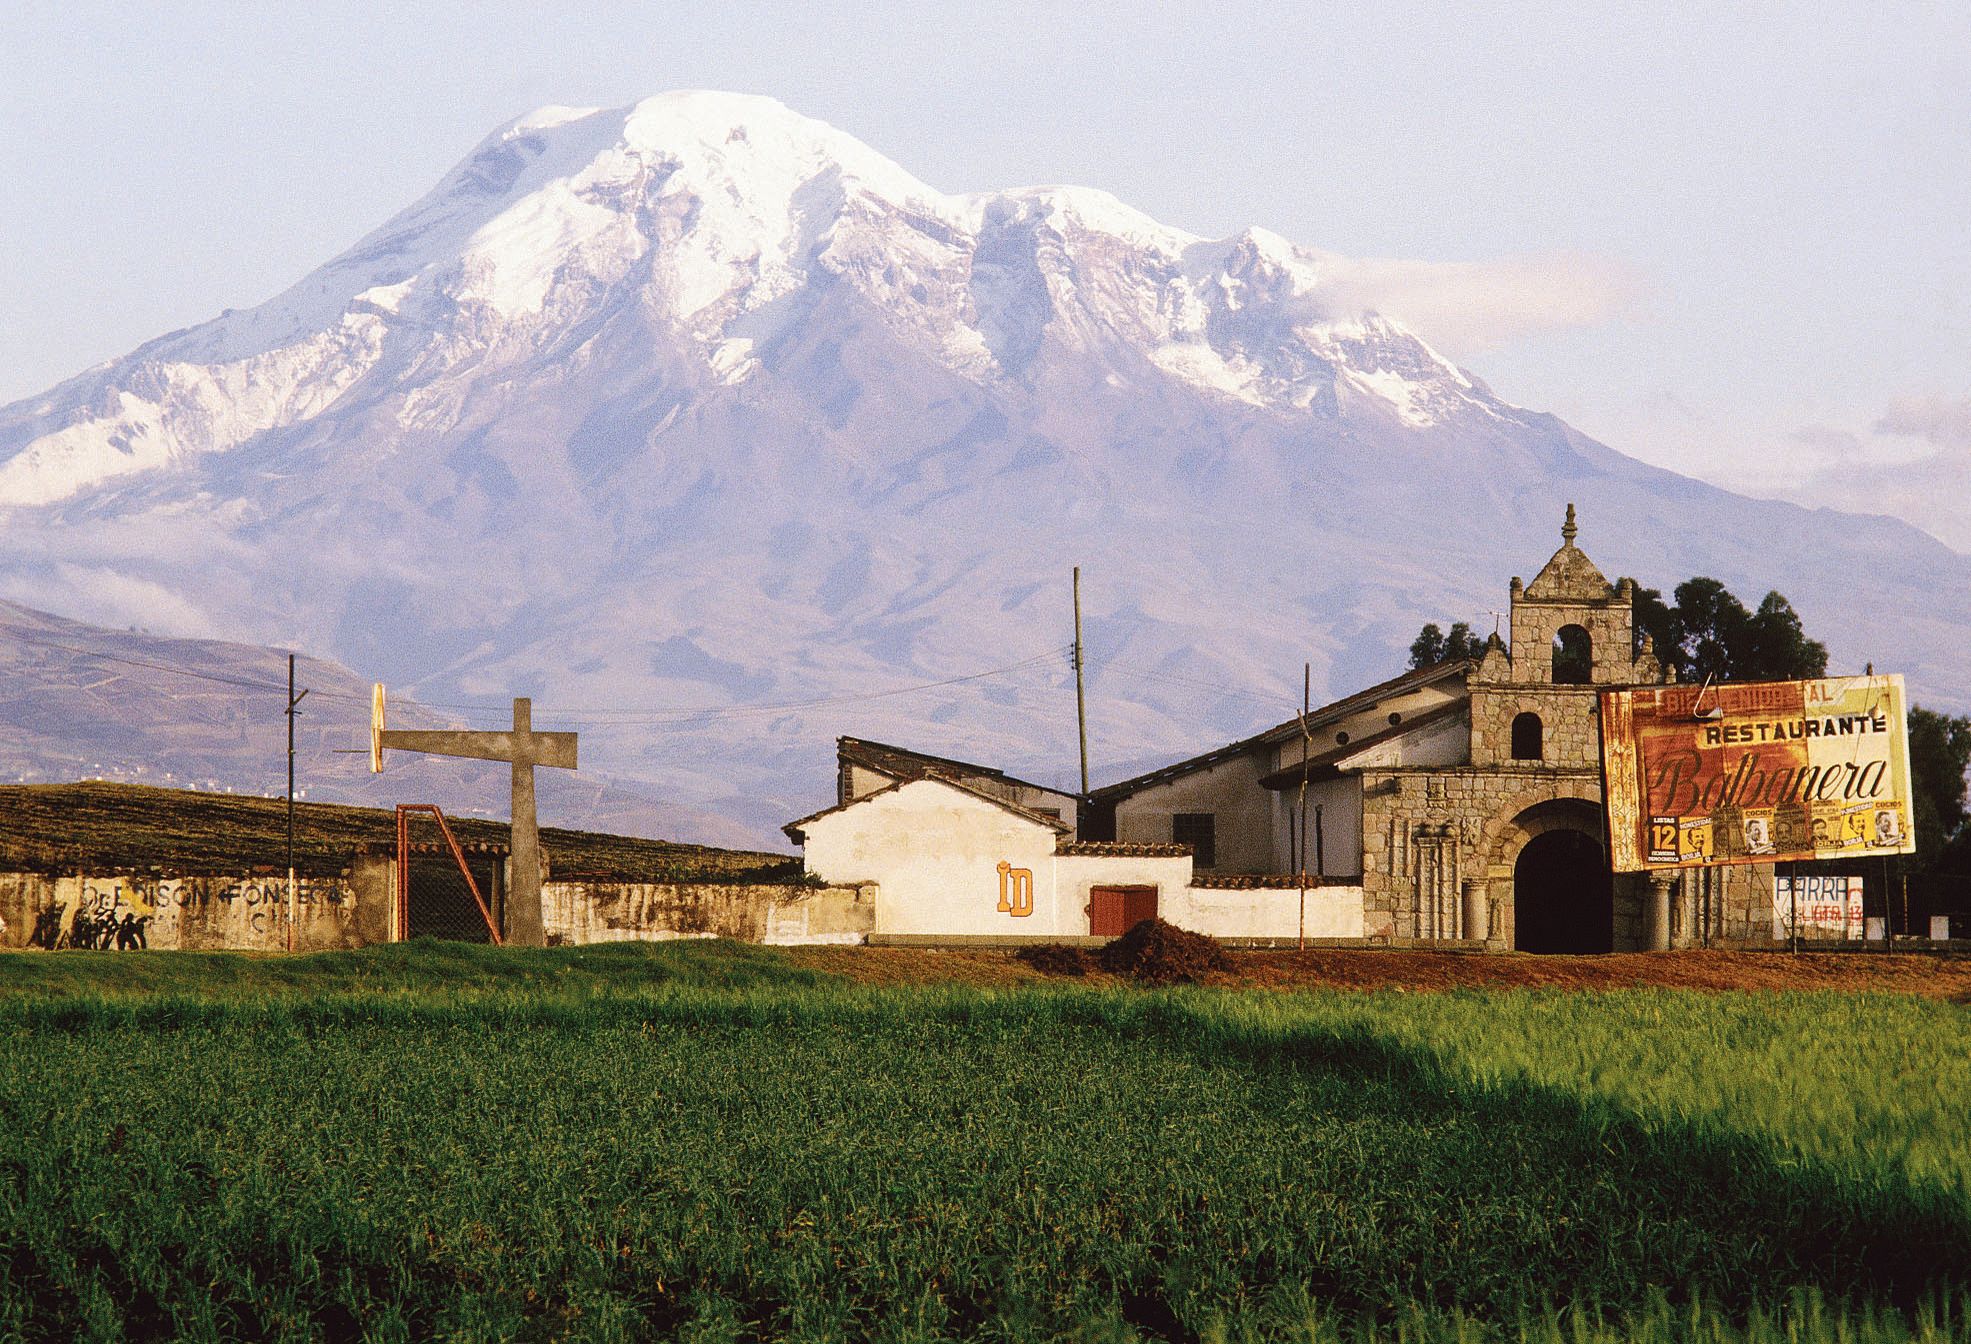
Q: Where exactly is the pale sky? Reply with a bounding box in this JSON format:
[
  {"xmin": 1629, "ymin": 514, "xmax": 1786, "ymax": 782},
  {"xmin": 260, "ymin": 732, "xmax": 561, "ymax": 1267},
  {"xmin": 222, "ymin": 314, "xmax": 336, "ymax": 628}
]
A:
[{"xmin": 3, "ymin": 1, "xmax": 1966, "ymax": 548}]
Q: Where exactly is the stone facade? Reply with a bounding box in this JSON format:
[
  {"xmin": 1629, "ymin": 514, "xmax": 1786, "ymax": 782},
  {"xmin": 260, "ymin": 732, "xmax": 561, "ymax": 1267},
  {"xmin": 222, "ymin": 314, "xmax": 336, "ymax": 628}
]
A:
[
  {"xmin": 1087, "ymin": 505, "xmax": 1785, "ymax": 951},
  {"xmin": 1360, "ymin": 506, "xmax": 1774, "ymax": 949}
]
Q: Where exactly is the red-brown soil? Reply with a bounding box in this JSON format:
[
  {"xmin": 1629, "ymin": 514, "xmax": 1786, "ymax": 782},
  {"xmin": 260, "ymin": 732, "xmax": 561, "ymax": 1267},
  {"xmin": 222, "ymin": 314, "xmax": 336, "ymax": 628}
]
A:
[{"xmin": 786, "ymin": 946, "xmax": 1971, "ymax": 997}]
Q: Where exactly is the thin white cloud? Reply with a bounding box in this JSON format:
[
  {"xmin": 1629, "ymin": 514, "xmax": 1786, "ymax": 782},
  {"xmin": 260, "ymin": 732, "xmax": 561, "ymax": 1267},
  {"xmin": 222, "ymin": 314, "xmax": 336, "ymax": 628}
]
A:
[
  {"xmin": 1875, "ymin": 395, "xmax": 1971, "ymax": 451},
  {"xmin": 1315, "ymin": 251, "xmax": 1641, "ymax": 358},
  {"xmin": 1779, "ymin": 400, "xmax": 1971, "ymax": 553}
]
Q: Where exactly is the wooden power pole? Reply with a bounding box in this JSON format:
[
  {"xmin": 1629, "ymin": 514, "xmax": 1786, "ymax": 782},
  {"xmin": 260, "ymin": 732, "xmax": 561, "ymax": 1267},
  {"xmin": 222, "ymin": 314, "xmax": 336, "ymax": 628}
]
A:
[
  {"xmin": 1073, "ymin": 567, "xmax": 1089, "ymax": 799},
  {"xmin": 285, "ymin": 654, "xmax": 308, "ymax": 952}
]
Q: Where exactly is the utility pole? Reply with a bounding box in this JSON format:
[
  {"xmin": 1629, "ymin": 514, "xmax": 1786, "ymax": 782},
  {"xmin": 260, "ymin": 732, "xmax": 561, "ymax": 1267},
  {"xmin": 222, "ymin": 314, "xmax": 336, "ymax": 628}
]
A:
[
  {"xmin": 1298, "ymin": 662, "xmax": 1311, "ymax": 952},
  {"xmin": 285, "ymin": 654, "xmax": 309, "ymax": 953},
  {"xmin": 1073, "ymin": 567, "xmax": 1089, "ymax": 800}
]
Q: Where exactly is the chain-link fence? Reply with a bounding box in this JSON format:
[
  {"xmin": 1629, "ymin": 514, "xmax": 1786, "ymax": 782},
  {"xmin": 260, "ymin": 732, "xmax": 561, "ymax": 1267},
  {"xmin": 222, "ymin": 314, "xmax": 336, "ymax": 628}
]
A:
[{"xmin": 402, "ymin": 851, "xmax": 500, "ymax": 941}]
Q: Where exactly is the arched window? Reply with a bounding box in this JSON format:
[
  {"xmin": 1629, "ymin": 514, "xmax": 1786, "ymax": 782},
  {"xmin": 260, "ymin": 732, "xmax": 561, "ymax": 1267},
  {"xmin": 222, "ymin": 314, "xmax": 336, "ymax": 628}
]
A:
[
  {"xmin": 1552, "ymin": 625, "xmax": 1592, "ymax": 684},
  {"xmin": 1511, "ymin": 711, "xmax": 1543, "ymax": 760}
]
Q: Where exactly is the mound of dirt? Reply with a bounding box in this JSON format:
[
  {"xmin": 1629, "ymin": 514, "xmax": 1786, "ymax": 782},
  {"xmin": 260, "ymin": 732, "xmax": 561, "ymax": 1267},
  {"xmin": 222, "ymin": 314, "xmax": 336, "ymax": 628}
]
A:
[
  {"xmin": 1015, "ymin": 943, "xmax": 1092, "ymax": 977},
  {"xmin": 1097, "ymin": 919, "xmax": 1229, "ymax": 986}
]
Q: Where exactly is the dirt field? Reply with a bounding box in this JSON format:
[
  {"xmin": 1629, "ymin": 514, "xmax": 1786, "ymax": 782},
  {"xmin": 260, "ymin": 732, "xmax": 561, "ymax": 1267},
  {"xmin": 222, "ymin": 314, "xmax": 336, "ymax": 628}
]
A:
[{"xmin": 787, "ymin": 945, "xmax": 1971, "ymax": 997}]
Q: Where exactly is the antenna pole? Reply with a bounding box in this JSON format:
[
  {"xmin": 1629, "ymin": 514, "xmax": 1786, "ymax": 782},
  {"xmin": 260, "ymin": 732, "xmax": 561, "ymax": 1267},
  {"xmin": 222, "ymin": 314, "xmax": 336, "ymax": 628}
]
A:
[{"xmin": 1073, "ymin": 567, "xmax": 1089, "ymax": 799}]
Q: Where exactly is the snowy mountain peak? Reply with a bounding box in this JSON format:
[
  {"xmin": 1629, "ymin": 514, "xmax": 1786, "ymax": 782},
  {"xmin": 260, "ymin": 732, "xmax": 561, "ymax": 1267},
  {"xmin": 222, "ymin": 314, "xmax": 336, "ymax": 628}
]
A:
[{"xmin": 0, "ymin": 91, "xmax": 1501, "ymax": 508}]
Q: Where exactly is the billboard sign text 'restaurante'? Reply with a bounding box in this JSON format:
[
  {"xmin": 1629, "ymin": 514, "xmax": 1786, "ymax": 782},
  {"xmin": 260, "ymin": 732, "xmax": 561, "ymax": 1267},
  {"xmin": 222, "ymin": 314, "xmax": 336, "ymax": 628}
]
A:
[{"xmin": 1600, "ymin": 675, "xmax": 1915, "ymax": 873}]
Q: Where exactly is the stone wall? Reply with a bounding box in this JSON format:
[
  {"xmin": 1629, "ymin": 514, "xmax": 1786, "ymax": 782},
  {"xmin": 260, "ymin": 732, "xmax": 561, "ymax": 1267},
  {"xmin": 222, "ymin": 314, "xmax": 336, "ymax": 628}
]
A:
[
  {"xmin": 1468, "ymin": 683, "xmax": 1602, "ymax": 770},
  {"xmin": 0, "ymin": 871, "xmax": 363, "ymax": 953},
  {"xmin": 1506, "ymin": 591, "xmax": 1638, "ymax": 686},
  {"xmin": 542, "ymin": 880, "xmax": 874, "ymax": 945},
  {"xmin": 0, "ymin": 861, "xmax": 870, "ymax": 952}
]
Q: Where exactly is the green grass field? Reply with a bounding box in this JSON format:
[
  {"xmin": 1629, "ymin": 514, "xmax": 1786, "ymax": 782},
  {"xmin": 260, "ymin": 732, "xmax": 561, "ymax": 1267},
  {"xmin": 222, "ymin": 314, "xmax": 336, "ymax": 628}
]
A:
[{"xmin": 2, "ymin": 942, "xmax": 1969, "ymax": 1342}]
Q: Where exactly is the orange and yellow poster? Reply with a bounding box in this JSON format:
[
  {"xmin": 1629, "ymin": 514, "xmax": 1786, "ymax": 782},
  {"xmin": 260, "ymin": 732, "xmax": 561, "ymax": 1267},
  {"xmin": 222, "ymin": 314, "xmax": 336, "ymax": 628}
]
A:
[{"xmin": 1600, "ymin": 675, "xmax": 1914, "ymax": 872}]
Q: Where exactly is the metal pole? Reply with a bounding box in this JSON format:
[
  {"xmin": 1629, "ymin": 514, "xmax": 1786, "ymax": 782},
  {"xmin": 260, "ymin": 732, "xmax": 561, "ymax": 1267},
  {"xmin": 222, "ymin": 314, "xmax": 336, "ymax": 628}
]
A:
[
  {"xmin": 1298, "ymin": 663, "xmax": 1310, "ymax": 951},
  {"xmin": 1073, "ymin": 567, "xmax": 1089, "ymax": 800},
  {"xmin": 1788, "ymin": 861, "xmax": 1798, "ymax": 953}
]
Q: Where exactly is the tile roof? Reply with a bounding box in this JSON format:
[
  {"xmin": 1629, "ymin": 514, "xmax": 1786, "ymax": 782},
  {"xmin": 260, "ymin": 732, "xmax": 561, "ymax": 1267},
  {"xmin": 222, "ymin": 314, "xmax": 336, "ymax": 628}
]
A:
[
  {"xmin": 1055, "ymin": 840, "xmax": 1191, "ymax": 857},
  {"xmin": 1255, "ymin": 700, "xmax": 1469, "ymax": 790},
  {"xmin": 784, "ymin": 773, "xmax": 1072, "ymax": 844},
  {"xmin": 837, "ymin": 736, "xmax": 1073, "ymax": 800},
  {"xmin": 1088, "ymin": 658, "xmax": 1470, "ymax": 800}
]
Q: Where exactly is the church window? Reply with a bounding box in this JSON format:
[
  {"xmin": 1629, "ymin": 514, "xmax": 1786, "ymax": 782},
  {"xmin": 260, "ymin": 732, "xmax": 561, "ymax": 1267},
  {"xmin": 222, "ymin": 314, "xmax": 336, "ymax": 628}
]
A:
[
  {"xmin": 1512, "ymin": 712, "xmax": 1544, "ymax": 760},
  {"xmin": 1173, "ymin": 813, "xmax": 1216, "ymax": 868},
  {"xmin": 1553, "ymin": 625, "xmax": 1592, "ymax": 683}
]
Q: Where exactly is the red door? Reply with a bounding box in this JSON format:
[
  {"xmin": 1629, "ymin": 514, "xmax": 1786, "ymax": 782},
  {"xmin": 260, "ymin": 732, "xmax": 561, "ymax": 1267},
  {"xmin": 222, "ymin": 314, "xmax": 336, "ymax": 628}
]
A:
[{"xmin": 1088, "ymin": 885, "xmax": 1158, "ymax": 937}]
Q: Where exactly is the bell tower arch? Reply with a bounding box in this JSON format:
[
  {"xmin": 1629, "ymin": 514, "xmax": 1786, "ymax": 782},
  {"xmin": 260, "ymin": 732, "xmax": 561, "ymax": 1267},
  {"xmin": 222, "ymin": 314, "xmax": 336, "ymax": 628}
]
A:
[{"xmin": 1468, "ymin": 505, "xmax": 1664, "ymax": 769}]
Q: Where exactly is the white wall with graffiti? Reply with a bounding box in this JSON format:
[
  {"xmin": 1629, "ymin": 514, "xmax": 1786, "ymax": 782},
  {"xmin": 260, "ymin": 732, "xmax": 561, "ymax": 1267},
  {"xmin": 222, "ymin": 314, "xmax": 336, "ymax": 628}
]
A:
[{"xmin": 0, "ymin": 872, "xmax": 362, "ymax": 953}]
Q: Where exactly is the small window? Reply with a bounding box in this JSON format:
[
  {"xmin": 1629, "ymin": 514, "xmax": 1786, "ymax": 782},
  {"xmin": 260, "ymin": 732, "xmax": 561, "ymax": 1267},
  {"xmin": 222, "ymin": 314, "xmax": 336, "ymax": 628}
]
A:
[
  {"xmin": 1387, "ymin": 712, "xmax": 1402, "ymax": 726},
  {"xmin": 1173, "ymin": 813, "xmax": 1216, "ymax": 868},
  {"xmin": 1511, "ymin": 711, "xmax": 1544, "ymax": 760},
  {"xmin": 1553, "ymin": 625, "xmax": 1592, "ymax": 684},
  {"xmin": 1335, "ymin": 731, "xmax": 1350, "ymax": 745}
]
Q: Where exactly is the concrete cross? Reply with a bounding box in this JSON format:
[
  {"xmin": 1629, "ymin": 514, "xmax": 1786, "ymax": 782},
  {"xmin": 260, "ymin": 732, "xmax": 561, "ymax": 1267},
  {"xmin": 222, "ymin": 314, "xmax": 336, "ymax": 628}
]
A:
[{"xmin": 373, "ymin": 691, "xmax": 577, "ymax": 946}]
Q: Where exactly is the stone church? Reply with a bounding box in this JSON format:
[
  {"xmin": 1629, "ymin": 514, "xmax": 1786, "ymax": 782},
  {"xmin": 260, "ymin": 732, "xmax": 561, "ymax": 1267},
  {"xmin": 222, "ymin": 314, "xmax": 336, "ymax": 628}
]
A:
[{"xmin": 1084, "ymin": 507, "xmax": 1777, "ymax": 950}]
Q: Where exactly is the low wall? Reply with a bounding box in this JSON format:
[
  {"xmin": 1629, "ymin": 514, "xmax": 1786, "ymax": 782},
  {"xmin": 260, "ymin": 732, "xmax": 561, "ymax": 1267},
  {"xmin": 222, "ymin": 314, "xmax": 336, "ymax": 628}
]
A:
[
  {"xmin": 1168, "ymin": 883, "xmax": 1366, "ymax": 941},
  {"xmin": 0, "ymin": 871, "xmax": 364, "ymax": 953},
  {"xmin": 542, "ymin": 880, "xmax": 874, "ymax": 945}
]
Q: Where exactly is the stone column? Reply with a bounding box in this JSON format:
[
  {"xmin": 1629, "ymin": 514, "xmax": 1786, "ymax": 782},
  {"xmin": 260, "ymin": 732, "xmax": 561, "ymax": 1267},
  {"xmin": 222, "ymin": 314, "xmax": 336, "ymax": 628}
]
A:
[
  {"xmin": 1461, "ymin": 878, "xmax": 1488, "ymax": 944},
  {"xmin": 1673, "ymin": 879, "xmax": 1699, "ymax": 949},
  {"xmin": 1646, "ymin": 873, "xmax": 1674, "ymax": 952}
]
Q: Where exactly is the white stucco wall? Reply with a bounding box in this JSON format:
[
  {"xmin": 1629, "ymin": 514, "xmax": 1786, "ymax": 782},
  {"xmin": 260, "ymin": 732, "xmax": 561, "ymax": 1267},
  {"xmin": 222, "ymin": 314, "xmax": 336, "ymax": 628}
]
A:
[
  {"xmin": 1166, "ymin": 884, "xmax": 1366, "ymax": 940},
  {"xmin": 1114, "ymin": 753, "xmax": 1272, "ymax": 872},
  {"xmin": 800, "ymin": 780, "xmax": 1067, "ymax": 936},
  {"xmin": 1054, "ymin": 853, "xmax": 1194, "ymax": 936},
  {"xmin": 1269, "ymin": 776, "xmax": 1366, "ymax": 876},
  {"xmin": 1335, "ymin": 707, "xmax": 1470, "ymax": 770},
  {"xmin": 1267, "ymin": 680, "xmax": 1467, "ymax": 773}
]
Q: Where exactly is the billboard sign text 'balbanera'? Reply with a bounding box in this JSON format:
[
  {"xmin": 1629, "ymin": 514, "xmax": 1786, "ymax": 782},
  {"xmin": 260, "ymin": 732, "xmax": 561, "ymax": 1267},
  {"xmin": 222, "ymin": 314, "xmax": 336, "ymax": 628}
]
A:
[{"xmin": 1600, "ymin": 675, "xmax": 1915, "ymax": 872}]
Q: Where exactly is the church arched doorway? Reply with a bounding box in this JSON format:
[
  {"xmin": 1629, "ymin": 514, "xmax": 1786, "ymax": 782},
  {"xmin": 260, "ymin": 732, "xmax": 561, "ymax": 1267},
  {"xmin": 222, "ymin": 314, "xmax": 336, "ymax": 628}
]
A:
[{"xmin": 1513, "ymin": 828, "xmax": 1613, "ymax": 953}]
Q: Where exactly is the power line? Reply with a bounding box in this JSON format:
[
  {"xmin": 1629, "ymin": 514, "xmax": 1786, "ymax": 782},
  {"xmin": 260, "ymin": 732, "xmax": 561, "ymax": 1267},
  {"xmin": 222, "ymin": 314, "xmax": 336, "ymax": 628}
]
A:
[{"xmin": 3, "ymin": 628, "xmax": 1073, "ymax": 724}]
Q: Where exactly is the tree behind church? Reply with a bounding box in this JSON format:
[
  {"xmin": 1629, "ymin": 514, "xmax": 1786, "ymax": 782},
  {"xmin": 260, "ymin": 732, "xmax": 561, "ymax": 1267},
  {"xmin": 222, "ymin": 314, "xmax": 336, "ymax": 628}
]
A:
[
  {"xmin": 1625, "ymin": 577, "xmax": 1827, "ymax": 683},
  {"xmin": 1406, "ymin": 621, "xmax": 1484, "ymax": 669}
]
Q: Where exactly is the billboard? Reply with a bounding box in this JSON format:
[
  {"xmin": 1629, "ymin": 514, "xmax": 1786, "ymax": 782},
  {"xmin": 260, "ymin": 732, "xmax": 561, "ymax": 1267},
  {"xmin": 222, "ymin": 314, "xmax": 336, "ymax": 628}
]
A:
[{"xmin": 1601, "ymin": 674, "xmax": 1915, "ymax": 872}]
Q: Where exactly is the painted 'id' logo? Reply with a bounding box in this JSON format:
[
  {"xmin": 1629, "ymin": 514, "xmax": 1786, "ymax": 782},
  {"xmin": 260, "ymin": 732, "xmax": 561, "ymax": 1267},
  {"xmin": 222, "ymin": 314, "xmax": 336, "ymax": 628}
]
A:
[{"xmin": 995, "ymin": 860, "xmax": 1034, "ymax": 917}]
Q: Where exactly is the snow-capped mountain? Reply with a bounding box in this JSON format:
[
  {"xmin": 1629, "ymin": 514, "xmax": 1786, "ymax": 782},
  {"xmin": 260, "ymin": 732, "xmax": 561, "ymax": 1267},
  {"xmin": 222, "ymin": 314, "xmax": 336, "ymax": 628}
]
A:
[{"xmin": 2, "ymin": 91, "xmax": 1966, "ymax": 844}]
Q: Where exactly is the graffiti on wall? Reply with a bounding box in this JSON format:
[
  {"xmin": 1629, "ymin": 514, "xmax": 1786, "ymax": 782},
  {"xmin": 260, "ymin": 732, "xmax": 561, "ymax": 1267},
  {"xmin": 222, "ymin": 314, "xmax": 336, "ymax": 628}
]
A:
[
  {"xmin": 26, "ymin": 875, "xmax": 349, "ymax": 950},
  {"xmin": 996, "ymin": 861, "xmax": 1034, "ymax": 918}
]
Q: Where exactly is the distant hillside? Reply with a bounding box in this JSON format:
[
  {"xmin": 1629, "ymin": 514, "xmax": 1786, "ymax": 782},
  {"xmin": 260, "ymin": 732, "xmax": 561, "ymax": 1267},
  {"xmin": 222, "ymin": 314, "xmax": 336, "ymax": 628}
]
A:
[
  {"xmin": 0, "ymin": 782, "xmax": 789, "ymax": 882},
  {"xmin": 0, "ymin": 598, "xmax": 767, "ymax": 848}
]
